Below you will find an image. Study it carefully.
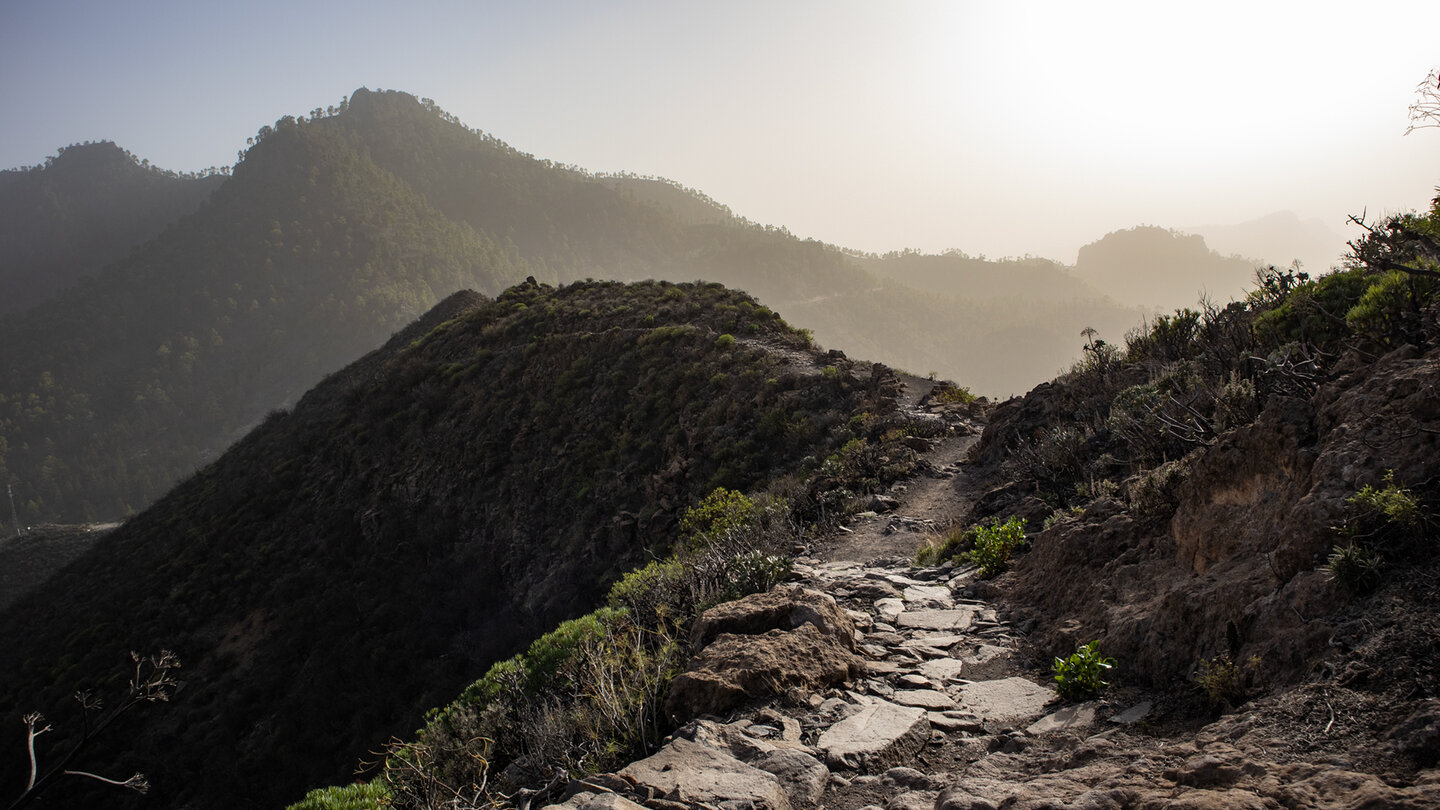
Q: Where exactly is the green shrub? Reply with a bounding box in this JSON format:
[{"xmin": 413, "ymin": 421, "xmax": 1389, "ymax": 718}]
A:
[
  {"xmin": 1325, "ymin": 542, "xmax": 1383, "ymax": 594},
  {"xmin": 1346, "ymin": 270, "xmax": 1437, "ymax": 345},
  {"xmin": 1127, "ymin": 458, "xmax": 1192, "ymax": 517},
  {"xmin": 1348, "ymin": 469, "xmax": 1422, "ymax": 534},
  {"xmin": 714, "ymin": 333, "xmax": 735, "ymax": 348},
  {"xmin": 1251, "ymin": 267, "xmax": 1370, "ymax": 350},
  {"xmin": 1195, "ymin": 653, "xmax": 1261, "ymax": 709},
  {"xmin": 1052, "ymin": 640, "xmax": 1116, "ymax": 701},
  {"xmin": 960, "ymin": 515, "xmax": 1027, "ymax": 578},
  {"xmin": 607, "ymin": 558, "xmax": 686, "ymax": 629},
  {"xmin": 679, "ymin": 488, "xmax": 761, "ymax": 552},
  {"xmin": 285, "ymin": 782, "xmax": 391, "ymax": 810},
  {"xmin": 722, "ymin": 550, "xmax": 792, "ymax": 600},
  {"xmin": 931, "ymin": 382, "xmax": 977, "ymax": 405}
]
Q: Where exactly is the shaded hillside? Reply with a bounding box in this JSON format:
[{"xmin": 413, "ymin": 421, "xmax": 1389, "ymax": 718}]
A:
[
  {"xmin": 1074, "ymin": 225, "xmax": 1258, "ymax": 311},
  {"xmin": 853, "ymin": 250, "xmax": 1106, "ymax": 303},
  {"xmin": 0, "ymin": 116, "xmax": 529, "ymax": 524},
  {"xmin": 0, "ymin": 280, "xmax": 892, "ymax": 810},
  {"xmin": 0, "ymin": 88, "xmax": 1144, "ymax": 526},
  {"xmin": 0, "ymin": 142, "xmax": 223, "ymax": 314},
  {"xmin": 0, "ymin": 523, "xmax": 114, "ymax": 611},
  {"xmin": 970, "ymin": 194, "xmax": 1440, "ymax": 699}
]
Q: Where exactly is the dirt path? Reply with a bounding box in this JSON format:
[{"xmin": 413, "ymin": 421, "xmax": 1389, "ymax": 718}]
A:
[
  {"xmin": 816, "ymin": 372, "xmax": 987, "ymax": 564},
  {"xmin": 816, "ymin": 433, "xmax": 980, "ymax": 564}
]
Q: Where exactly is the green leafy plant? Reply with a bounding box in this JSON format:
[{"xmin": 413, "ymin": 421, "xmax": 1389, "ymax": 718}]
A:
[
  {"xmin": 960, "ymin": 515, "xmax": 1027, "ymax": 578},
  {"xmin": 1349, "ymin": 470, "xmax": 1423, "ymax": 534},
  {"xmin": 1052, "ymin": 640, "xmax": 1116, "ymax": 701}
]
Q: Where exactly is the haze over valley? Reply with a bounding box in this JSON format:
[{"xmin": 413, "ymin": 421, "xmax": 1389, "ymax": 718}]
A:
[{"xmin": 3, "ymin": 4, "xmax": 1440, "ymax": 809}]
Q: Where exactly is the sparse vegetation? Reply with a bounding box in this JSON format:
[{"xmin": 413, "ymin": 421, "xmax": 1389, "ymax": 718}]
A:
[
  {"xmin": 1195, "ymin": 653, "xmax": 1263, "ymax": 710},
  {"xmin": 9, "ymin": 651, "xmax": 180, "ymax": 809},
  {"xmin": 916, "ymin": 516, "xmax": 1026, "ymax": 577}
]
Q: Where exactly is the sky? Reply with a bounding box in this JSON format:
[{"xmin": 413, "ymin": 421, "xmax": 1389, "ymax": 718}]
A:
[{"xmin": 4, "ymin": 0, "xmax": 1440, "ymax": 266}]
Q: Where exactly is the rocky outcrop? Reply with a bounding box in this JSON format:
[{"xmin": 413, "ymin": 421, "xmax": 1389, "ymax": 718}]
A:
[
  {"xmin": 998, "ymin": 343, "xmax": 1440, "ymax": 687},
  {"xmin": 689, "ymin": 585, "xmax": 858, "ymax": 652},
  {"xmin": 666, "ymin": 624, "xmax": 863, "ymax": 721},
  {"xmin": 666, "ymin": 587, "xmax": 866, "ymax": 721}
]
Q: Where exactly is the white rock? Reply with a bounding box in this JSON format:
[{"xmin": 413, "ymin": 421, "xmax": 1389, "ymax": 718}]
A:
[
  {"xmin": 818, "ymin": 700, "xmax": 930, "ymax": 773},
  {"xmin": 619, "ymin": 738, "xmax": 791, "ymax": 810},
  {"xmin": 954, "ymin": 677, "xmax": 1055, "ymax": 727},
  {"xmin": 896, "ymin": 609, "xmax": 975, "ymax": 631}
]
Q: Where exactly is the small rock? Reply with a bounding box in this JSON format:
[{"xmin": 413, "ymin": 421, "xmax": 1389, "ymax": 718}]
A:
[
  {"xmin": 928, "ymin": 712, "xmax": 983, "ymax": 734},
  {"xmin": 887, "ymin": 790, "xmax": 938, "ymax": 810},
  {"xmin": 892, "ymin": 690, "xmax": 958, "ymax": 711},
  {"xmin": 870, "ymin": 495, "xmax": 902, "ymax": 513},
  {"xmin": 933, "ymin": 786, "xmax": 998, "ymax": 810},
  {"xmin": 1108, "ymin": 701, "xmax": 1152, "ymax": 726},
  {"xmin": 882, "ymin": 766, "xmax": 937, "ymax": 790},
  {"xmin": 754, "ymin": 748, "xmax": 830, "ymax": 808},
  {"xmin": 1025, "ymin": 702, "xmax": 1098, "ymax": 736},
  {"xmin": 899, "ymin": 674, "xmax": 931, "ymax": 688}
]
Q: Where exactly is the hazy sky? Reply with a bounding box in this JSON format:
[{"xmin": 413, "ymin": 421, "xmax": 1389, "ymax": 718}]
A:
[{"xmin": 4, "ymin": 0, "xmax": 1439, "ymax": 264}]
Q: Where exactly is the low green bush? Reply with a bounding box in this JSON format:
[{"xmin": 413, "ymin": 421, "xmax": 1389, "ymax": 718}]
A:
[
  {"xmin": 1052, "ymin": 640, "xmax": 1116, "ymax": 701},
  {"xmin": 962, "ymin": 516, "xmax": 1027, "ymax": 578},
  {"xmin": 285, "ymin": 782, "xmax": 390, "ymax": 810}
]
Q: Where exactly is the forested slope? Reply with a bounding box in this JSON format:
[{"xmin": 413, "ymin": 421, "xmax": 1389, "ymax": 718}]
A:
[{"xmin": 0, "ymin": 279, "xmax": 893, "ymax": 809}]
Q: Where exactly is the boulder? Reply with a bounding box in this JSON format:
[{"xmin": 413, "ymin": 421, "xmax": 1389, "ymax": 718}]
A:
[
  {"xmin": 753, "ymin": 748, "xmax": 830, "ymax": 807},
  {"xmin": 543, "ymin": 792, "xmax": 648, "ymax": 810},
  {"xmin": 817, "ymin": 700, "xmax": 930, "ymax": 772},
  {"xmin": 691, "ymin": 585, "xmax": 857, "ymax": 652},
  {"xmin": 666, "ymin": 623, "xmax": 864, "ymax": 721},
  {"xmin": 619, "ymin": 737, "xmax": 791, "ymax": 810}
]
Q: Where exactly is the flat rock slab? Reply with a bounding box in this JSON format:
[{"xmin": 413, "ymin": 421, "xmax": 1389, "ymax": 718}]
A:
[
  {"xmin": 901, "ymin": 585, "xmax": 954, "ymax": 606},
  {"xmin": 817, "ymin": 700, "xmax": 930, "ymax": 773},
  {"xmin": 957, "ymin": 643, "xmax": 1010, "ymax": 668},
  {"xmin": 1025, "ymin": 702, "xmax": 1098, "ymax": 736},
  {"xmin": 892, "ymin": 689, "xmax": 958, "ymax": 710},
  {"xmin": 875, "ymin": 598, "xmax": 905, "ymax": 624},
  {"xmin": 955, "ymin": 677, "xmax": 1055, "ymax": 727},
  {"xmin": 902, "ymin": 633, "xmax": 965, "ymax": 649},
  {"xmin": 919, "ymin": 658, "xmax": 965, "ymax": 683},
  {"xmin": 620, "ymin": 737, "xmax": 791, "ymax": 810},
  {"xmin": 1109, "ymin": 700, "xmax": 1153, "ymax": 725},
  {"xmin": 896, "ymin": 609, "xmax": 974, "ymax": 631}
]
